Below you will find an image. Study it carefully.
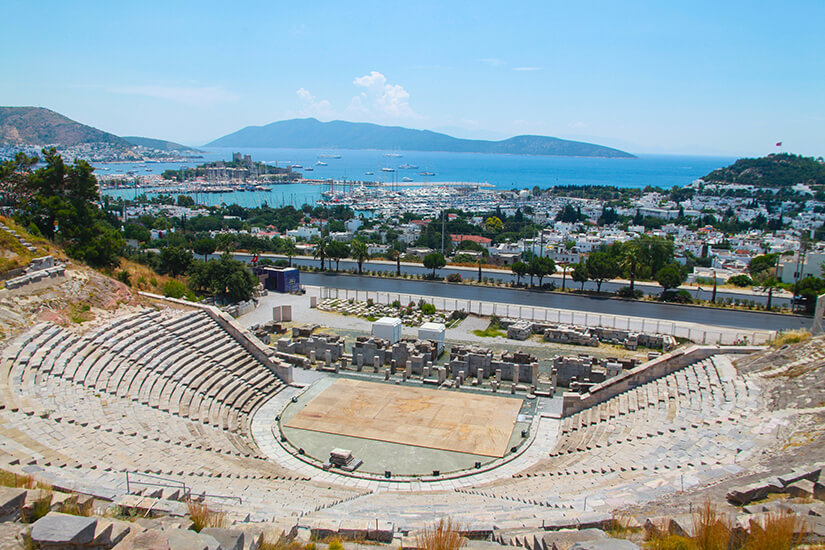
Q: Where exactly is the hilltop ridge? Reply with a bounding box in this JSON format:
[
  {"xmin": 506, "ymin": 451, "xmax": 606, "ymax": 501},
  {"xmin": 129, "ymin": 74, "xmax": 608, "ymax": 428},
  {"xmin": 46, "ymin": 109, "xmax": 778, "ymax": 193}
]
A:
[
  {"xmin": 207, "ymin": 118, "xmax": 636, "ymax": 158},
  {"xmin": 0, "ymin": 106, "xmax": 128, "ymax": 147},
  {"xmin": 702, "ymin": 153, "xmax": 825, "ymax": 187}
]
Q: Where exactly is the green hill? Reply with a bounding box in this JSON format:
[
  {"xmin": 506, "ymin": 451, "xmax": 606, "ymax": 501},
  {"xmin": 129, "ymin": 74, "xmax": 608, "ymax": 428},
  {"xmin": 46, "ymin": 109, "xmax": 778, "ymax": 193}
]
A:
[
  {"xmin": 206, "ymin": 118, "xmax": 636, "ymax": 158},
  {"xmin": 702, "ymin": 153, "xmax": 825, "ymax": 187},
  {"xmin": 0, "ymin": 106, "xmax": 129, "ymax": 147},
  {"xmin": 123, "ymin": 136, "xmax": 201, "ymax": 153}
]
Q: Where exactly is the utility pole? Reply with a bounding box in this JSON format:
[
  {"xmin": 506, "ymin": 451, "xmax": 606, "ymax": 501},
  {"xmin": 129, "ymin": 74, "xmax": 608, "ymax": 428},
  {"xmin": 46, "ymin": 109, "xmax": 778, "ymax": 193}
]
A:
[{"xmin": 441, "ymin": 209, "xmax": 445, "ymax": 254}]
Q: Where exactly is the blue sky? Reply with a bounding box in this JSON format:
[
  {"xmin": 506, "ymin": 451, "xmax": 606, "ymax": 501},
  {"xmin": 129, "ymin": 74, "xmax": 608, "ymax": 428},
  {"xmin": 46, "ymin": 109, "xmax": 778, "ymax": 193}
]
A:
[{"xmin": 2, "ymin": 1, "xmax": 823, "ymax": 156}]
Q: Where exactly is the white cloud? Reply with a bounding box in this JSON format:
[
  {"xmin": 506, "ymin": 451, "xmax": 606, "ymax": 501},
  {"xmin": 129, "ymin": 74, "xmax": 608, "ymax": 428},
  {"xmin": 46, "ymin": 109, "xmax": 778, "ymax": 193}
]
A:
[
  {"xmin": 296, "ymin": 88, "xmax": 334, "ymax": 118},
  {"xmin": 109, "ymin": 85, "xmax": 238, "ymax": 106},
  {"xmin": 513, "ymin": 66, "xmax": 542, "ymax": 71},
  {"xmin": 480, "ymin": 58, "xmax": 506, "ymax": 67},
  {"xmin": 347, "ymin": 71, "xmax": 420, "ymax": 120}
]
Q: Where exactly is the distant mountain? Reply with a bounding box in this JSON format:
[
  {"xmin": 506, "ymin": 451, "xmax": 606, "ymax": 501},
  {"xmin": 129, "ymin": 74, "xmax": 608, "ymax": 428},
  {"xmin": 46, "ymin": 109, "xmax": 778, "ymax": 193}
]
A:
[
  {"xmin": 702, "ymin": 153, "xmax": 825, "ymax": 187},
  {"xmin": 123, "ymin": 136, "xmax": 201, "ymax": 153},
  {"xmin": 206, "ymin": 118, "xmax": 636, "ymax": 158},
  {"xmin": 0, "ymin": 107, "xmax": 129, "ymax": 147}
]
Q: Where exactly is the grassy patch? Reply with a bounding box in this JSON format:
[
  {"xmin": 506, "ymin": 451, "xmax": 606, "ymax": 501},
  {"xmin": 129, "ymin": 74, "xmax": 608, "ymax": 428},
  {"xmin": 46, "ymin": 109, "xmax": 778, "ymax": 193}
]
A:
[
  {"xmin": 772, "ymin": 329, "xmax": 811, "ymax": 348},
  {"xmin": 473, "ymin": 316, "xmax": 506, "ymax": 338},
  {"xmin": 68, "ymin": 302, "xmax": 93, "ymax": 324}
]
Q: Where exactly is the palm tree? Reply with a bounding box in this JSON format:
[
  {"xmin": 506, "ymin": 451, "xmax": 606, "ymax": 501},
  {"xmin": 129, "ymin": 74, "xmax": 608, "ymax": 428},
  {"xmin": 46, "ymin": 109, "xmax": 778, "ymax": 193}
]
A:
[
  {"xmin": 619, "ymin": 240, "xmax": 642, "ymax": 296},
  {"xmin": 312, "ymin": 236, "xmax": 329, "ymax": 271},
  {"xmin": 391, "ymin": 249, "xmax": 401, "ymax": 276},
  {"xmin": 350, "ymin": 239, "xmax": 369, "ymax": 274},
  {"xmin": 282, "ymin": 238, "xmax": 297, "ymax": 267}
]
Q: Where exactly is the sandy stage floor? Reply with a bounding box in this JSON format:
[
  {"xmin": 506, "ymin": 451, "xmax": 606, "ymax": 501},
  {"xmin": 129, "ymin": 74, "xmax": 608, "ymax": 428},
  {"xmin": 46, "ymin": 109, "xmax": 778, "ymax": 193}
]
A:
[{"xmin": 284, "ymin": 378, "xmax": 522, "ymax": 457}]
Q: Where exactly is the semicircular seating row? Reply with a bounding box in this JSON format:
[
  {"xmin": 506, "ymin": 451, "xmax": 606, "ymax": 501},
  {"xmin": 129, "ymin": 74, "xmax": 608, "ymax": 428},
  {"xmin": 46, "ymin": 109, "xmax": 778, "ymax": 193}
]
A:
[
  {"xmin": 0, "ymin": 309, "xmax": 369, "ymax": 517},
  {"xmin": 457, "ymin": 355, "xmax": 771, "ymax": 509}
]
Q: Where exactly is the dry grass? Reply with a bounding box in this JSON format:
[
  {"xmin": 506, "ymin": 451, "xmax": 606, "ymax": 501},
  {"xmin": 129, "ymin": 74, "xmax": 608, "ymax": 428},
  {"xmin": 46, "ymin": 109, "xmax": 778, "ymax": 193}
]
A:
[
  {"xmin": 23, "ymin": 486, "xmax": 53, "ymax": 524},
  {"xmin": 691, "ymin": 501, "xmax": 732, "ymax": 550},
  {"xmin": 58, "ymin": 495, "xmax": 94, "ymax": 517},
  {"xmin": 0, "ymin": 470, "xmax": 36, "ymax": 489},
  {"xmin": 607, "ymin": 511, "xmax": 642, "ymax": 539},
  {"xmin": 187, "ymin": 500, "xmax": 227, "ymax": 532},
  {"xmin": 644, "ymin": 502, "xmax": 807, "ymax": 550},
  {"xmin": 415, "ymin": 518, "xmax": 466, "ymax": 550},
  {"xmin": 108, "ymin": 258, "xmax": 177, "ymax": 294},
  {"xmin": 744, "ymin": 512, "xmax": 805, "ymax": 550},
  {"xmin": 773, "ymin": 330, "xmax": 812, "ymax": 348}
]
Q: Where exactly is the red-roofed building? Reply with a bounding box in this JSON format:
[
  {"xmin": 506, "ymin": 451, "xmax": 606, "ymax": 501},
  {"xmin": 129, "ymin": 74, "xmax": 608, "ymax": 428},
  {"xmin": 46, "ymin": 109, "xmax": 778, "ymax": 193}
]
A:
[{"xmin": 451, "ymin": 234, "xmax": 492, "ymax": 245}]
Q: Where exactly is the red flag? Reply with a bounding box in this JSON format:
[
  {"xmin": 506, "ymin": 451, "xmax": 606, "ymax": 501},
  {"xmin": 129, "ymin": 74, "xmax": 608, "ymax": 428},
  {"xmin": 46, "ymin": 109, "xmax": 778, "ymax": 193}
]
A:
[
  {"xmin": 776, "ymin": 142, "xmax": 782, "ymax": 147},
  {"xmin": 252, "ymin": 254, "xmax": 258, "ymax": 263}
]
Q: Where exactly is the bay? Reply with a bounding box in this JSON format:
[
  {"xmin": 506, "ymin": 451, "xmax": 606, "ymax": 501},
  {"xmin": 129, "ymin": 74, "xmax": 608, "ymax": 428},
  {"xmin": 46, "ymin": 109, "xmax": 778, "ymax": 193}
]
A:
[{"xmin": 97, "ymin": 146, "xmax": 736, "ymax": 208}]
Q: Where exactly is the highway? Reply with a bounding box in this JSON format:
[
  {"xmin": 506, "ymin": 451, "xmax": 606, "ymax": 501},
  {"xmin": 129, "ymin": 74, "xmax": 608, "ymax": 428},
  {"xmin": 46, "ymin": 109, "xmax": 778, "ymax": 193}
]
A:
[
  {"xmin": 229, "ymin": 253, "xmax": 793, "ymax": 307},
  {"xmin": 299, "ymin": 271, "xmax": 810, "ymax": 333}
]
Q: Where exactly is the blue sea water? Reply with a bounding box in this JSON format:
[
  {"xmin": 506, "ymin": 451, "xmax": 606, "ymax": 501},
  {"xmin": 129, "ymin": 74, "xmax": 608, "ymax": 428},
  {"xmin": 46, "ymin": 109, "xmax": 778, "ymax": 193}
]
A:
[{"xmin": 97, "ymin": 147, "xmax": 736, "ymax": 208}]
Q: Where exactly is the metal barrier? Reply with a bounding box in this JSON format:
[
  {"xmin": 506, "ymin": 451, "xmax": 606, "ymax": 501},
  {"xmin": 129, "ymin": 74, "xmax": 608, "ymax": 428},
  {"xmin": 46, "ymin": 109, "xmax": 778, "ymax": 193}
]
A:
[{"xmin": 317, "ymin": 286, "xmax": 776, "ymax": 346}]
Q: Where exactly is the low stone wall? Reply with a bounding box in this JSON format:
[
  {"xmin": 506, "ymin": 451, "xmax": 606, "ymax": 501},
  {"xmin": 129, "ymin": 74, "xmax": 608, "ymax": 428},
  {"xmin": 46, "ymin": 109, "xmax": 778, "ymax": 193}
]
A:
[
  {"xmin": 560, "ymin": 345, "xmax": 763, "ymax": 417},
  {"xmin": 138, "ymin": 292, "xmax": 294, "ymax": 384}
]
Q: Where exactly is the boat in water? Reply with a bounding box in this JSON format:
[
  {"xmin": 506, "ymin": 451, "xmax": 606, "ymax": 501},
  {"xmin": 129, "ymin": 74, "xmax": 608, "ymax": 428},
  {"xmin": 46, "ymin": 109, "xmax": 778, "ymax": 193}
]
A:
[
  {"xmin": 402, "ymin": 177, "xmax": 413, "ymax": 182},
  {"xmin": 399, "ymin": 163, "xmax": 418, "ymax": 169},
  {"xmin": 365, "ymin": 171, "xmax": 374, "ymax": 175},
  {"xmin": 316, "ymin": 161, "xmax": 328, "ymax": 166},
  {"xmin": 304, "ymin": 166, "xmax": 314, "ymax": 171},
  {"xmin": 318, "ymin": 154, "xmax": 342, "ymax": 159},
  {"xmin": 381, "ymin": 167, "xmax": 395, "ymax": 172},
  {"xmin": 382, "ymin": 153, "xmax": 402, "ymax": 158},
  {"xmin": 419, "ymin": 171, "xmax": 436, "ymax": 176}
]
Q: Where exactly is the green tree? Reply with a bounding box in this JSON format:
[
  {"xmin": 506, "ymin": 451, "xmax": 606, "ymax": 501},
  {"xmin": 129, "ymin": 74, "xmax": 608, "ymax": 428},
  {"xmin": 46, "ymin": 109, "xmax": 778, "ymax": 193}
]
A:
[
  {"xmin": 281, "ymin": 238, "xmax": 297, "ymax": 266},
  {"xmin": 350, "ymin": 240, "xmax": 369, "ymax": 274},
  {"xmin": 188, "ymin": 253, "xmax": 257, "ymax": 302},
  {"xmin": 752, "ymin": 271, "xmax": 781, "ymax": 309},
  {"xmin": 748, "ymin": 254, "xmax": 778, "ymax": 278},
  {"xmin": 216, "ymin": 233, "xmax": 235, "ymax": 253},
  {"xmin": 193, "ymin": 238, "xmax": 216, "ymax": 260},
  {"xmin": 3, "ymin": 148, "xmax": 124, "ymax": 267},
  {"xmin": 619, "ymin": 240, "xmax": 642, "ymax": 295},
  {"xmin": 326, "ymin": 241, "xmax": 350, "ymax": 271},
  {"xmin": 391, "ymin": 248, "xmax": 401, "ymax": 276},
  {"xmin": 312, "ymin": 236, "xmax": 329, "ymax": 271},
  {"xmin": 158, "ymin": 246, "xmax": 193, "ymax": 277},
  {"xmin": 423, "ymin": 252, "xmax": 446, "ymax": 278},
  {"xmin": 511, "ymin": 260, "xmax": 528, "ymax": 285},
  {"xmin": 655, "ymin": 263, "xmax": 686, "ymax": 296},
  {"xmin": 571, "ymin": 262, "xmax": 589, "ymax": 291},
  {"xmin": 530, "ymin": 256, "xmax": 556, "ymax": 288},
  {"xmin": 176, "ymin": 195, "xmax": 195, "ymax": 207},
  {"xmin": 585, "ymin": 251, "xmax": 618, "ymax": 293},
  {"xmin": 484, "ymin": 216, "xmax": 503, "ymax": 233}
]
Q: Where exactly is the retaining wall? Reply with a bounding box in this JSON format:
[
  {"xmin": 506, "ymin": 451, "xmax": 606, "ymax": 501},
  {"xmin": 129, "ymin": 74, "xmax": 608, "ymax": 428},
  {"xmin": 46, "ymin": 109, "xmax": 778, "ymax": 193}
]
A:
[{"xmin": 139, "ymin": 292, "xmax": 294, "ymax": 384}]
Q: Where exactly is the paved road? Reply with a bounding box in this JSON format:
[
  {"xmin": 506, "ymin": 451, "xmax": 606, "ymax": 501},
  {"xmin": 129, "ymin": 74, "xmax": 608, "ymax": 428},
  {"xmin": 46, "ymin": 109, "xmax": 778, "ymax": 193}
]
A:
[
  {"xmin": 230, "ymin": 253, "xmax": 791, "ymax": 307},
  {"xmin": 299, "ymin": 272, "xmax": 810, "ymax": 332}
]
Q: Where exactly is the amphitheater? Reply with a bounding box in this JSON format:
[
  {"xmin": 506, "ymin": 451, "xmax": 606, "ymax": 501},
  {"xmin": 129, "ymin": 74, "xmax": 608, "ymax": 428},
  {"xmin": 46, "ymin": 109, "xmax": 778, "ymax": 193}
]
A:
[{"xmin": 0, "ymin": 286, "xmax": 813, "ymax": 537}]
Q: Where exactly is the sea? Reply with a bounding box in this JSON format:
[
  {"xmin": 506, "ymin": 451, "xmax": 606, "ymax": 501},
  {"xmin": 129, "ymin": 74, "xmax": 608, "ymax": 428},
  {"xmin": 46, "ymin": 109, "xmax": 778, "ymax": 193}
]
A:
[{"xmin": 97, "ymin": 147, "xmax": 737, "ymax": 209}]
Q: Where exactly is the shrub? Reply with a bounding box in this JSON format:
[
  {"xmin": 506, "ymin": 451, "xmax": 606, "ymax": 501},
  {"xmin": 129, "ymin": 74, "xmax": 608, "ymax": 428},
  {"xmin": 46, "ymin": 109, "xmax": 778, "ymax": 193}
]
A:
[
  {"xmin": 327, "ymin": 540, "xmax": 344, "ymax": 550},
  {"xmin": 617, "ymin": 286, "xmax": 643, "ymax": 299},
  {"xmin": 162, "ymin": 279, "xmax": 187, "ymax": 299},
  {"xmin": 661, "ymin": 289, "xmax": 693, "ymax": 303},
  {"xmin": 728, "ymin": 274, "xmax": 753, "ymax": 287},
  {"xmin": 420, "ymin": 302, "xmax": 436, "ymax": 315},
  {"xmin": 116, "ymin": 270, "xmax": 131, "ymax": 286},
  {"xmin": 392, "ymin": 300, "xmax": 401, "ymax": 308},
  {"xmin": 446, "ymin": 273, "xmax": 462, "ymax": 282}
]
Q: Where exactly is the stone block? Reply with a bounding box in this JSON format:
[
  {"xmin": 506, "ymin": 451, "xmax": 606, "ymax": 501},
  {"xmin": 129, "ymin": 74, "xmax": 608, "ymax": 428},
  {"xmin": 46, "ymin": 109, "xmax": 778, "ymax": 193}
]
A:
[
  {"xmin": 570, "ymin": 540, "xmax": 640, "ymax": 550},
  {"xmin": 164, "ymin": 528, "xmax": 211, "ymax": 549},
  {"xmin": 31, "ymin": 512, "xmax": 98, "ymax": 546},
  {"xmin": 112, "ymin": 528, "xmax": 171, "ymax": 550},
  {"xmin": 0, "ymin": 486, "xmax": 27, "ymax": 518},
  {"xmin": 200, "ymin": 527, "xmax": 245, "ymax": 550}
]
